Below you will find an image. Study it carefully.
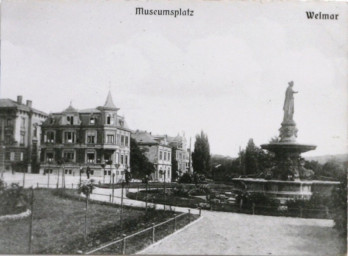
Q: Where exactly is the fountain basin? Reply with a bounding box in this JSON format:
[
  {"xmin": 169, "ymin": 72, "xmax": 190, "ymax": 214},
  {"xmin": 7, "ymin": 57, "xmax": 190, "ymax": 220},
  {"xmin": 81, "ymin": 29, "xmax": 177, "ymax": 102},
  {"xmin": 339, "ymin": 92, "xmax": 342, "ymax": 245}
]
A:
[{"xmin": 232, "ymin": 178, "xmax": 339, "ymax": 201}]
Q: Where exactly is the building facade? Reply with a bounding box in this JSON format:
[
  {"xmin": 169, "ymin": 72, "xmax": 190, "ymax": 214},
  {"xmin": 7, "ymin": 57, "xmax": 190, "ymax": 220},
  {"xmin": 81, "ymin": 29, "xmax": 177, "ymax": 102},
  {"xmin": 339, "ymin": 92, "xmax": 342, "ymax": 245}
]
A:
[
  {"xmin": 156, "ymin": 133, "xmax": 192, "ymax": 178},
  {"xmin": 132, "ymin": 131, "xmax": 172, "ymax": 182},
  {"xmin": 0, "ymin": 96, "xmax": 48, "ymax": 173},
  {"xmin": 40, "ymin": 92, "xmax": 131, "ymax": 182}
]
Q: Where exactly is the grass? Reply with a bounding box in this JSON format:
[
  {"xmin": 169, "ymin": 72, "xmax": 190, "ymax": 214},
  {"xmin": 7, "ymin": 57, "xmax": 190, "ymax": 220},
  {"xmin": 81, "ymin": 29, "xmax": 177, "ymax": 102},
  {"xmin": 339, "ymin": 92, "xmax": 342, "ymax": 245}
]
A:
[{"xmin": 0, "ymin": 188, "xmax": 197, "ymax": 254}]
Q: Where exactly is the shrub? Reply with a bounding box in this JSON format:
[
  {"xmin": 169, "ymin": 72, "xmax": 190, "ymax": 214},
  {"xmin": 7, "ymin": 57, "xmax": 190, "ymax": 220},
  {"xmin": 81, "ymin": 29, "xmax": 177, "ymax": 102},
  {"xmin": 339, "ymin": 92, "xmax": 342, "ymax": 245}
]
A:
[
  {"xmin": 178, "ymin": 173, "xmax": 193, "ymax": 184},
  {"xmin": 0, "ymin": 182, "xmax": 28, "ymax": 216},
  {"xmin": 330, "ymin": 176, "xmax": 347, "ymax": 237},
  {"xmin": 78, "ymin": 179, "xmax": 95, "ymax": 197}
]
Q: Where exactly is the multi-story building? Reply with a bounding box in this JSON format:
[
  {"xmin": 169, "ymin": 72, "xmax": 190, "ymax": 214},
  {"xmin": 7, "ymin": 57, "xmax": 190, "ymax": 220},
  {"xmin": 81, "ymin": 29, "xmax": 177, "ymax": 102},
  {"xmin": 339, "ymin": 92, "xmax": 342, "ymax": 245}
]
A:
[
  {"xmin": 132, "ymin": 130, "xmax": 172, "ymax": 182},
  {"xmin": 40, "ymin": 92, "xmax": 131, "ymax": 182},
  {"xmin": 0, "ymin": 96, "xmax": 48, "ymax": 173},
  {"xmin": 155, "ymin": 133, "xmax": 192, "ymax": 177}
]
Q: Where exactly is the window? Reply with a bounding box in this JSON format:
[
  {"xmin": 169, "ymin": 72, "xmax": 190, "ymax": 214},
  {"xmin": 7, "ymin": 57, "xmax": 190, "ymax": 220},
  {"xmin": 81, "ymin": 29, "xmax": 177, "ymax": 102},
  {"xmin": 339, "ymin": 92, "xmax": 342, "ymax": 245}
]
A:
[
  {"xmin": 20, "ymin": 133, "xmax": 25, "ymax": 145},
  {"xmin": 107, "ymin": 134, "xmax": 115, "ymax": 144},
  {"xmin": 125, "ymin": 136, "xmax": 129, "ymax": 147},
  {"xmin": 106, "ymin": 115, "xmax": 113, "ymax": 125},
  {"xmin": 64, "ymin": 131, "xmax": 76, "ymax": 143},
  {"xmin": 63, "ymin": 151, "xmax": 75, "ymax": 162},
  {"xmin": 116, "ymin": 153, "xmax": 119, "ymax": 164},
  {"xmin": 46, "ymin": 152, "xmax": 54, "ymax": 163},
  {"xmin": 168, "ymin": 152, "xmax": 171, "ymax": 160},
  {"xmin": 120, "ymin": 155, "xmax": 124, "ymax": 164},
  {"xmin": 87, "ymin": 152, "xmax": 95, "ymax": 163},
  {"xmin": 167, "ymin": 169, "xmax": 170, "ymax": 178},
  {"xmin": 47, "ymin": 131, "xmax": 55, "ymax": 143},
  {"xmin": 6, "ymin": 119, "xmax": 12, "ymax": 127},
  {"xmin": 90, "ymin": 117, "xmax": 96, "ymax": 125},
  {"xmin": 10, "ymin": 152, "xmax": 15, "ymax": 161},
  {"xmin": 69, "ymin": 170, "xmax": 72, "ymax": 174},
  {"xmin": 117, "ymin": 134, "xmax": 121, "ymax": 145},
  {"xmin": 125, "ymin": 155, "xmax": 128, "ymax": 165},
  {"xmin": 159, "ymin": 170, "xmax": 162, "ymax": 178},
  {"xmin": 20, "ymin": 117, "xmax": 26, "ymax": 129},
  {"xmin": 33, "ymin": 126, "xmax": 38, "ymax": 138},
  {"xmin": 164, "ymin": 152, "xmax": 167, "ymax": 161},
  {"xmin": 159, "ymin": 151, "xmax": 162, "ymax": 160},
  {"xmin": 87, "ymin": 135, "xmax": 95, "ymax": 144},
  {"xmin": 121, "ymin": 135, "xmax": 125, "ymax": 146},
  {"xmin": 20, "ymin": 152, "xmax": 24, "ymax": 161},
  {"xmin": 67, "ymin": 115, "xmax": 74, "ymax": 125}
]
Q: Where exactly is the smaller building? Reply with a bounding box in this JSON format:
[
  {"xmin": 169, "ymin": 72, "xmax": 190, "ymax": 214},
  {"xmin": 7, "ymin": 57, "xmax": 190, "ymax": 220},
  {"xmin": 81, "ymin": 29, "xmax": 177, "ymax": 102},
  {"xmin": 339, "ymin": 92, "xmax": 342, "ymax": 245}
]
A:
[
  {"xmin": 132, "ymin": 130, "xmax": 172, "ymax": 182},
  {"xmin": 0, "ymin": 96, "xmax": 48, "ymax": 173},
  {"xmin": 154, "ymin": 133, "xmax": 192, "ymax": 178}
]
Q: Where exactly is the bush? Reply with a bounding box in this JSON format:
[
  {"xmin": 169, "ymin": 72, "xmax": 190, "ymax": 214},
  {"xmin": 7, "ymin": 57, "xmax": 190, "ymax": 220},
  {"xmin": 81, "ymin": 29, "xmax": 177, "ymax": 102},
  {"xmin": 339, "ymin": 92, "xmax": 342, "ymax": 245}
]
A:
[
  {"xmin": 0, "ymin": 182, "xmax": 28, "ymax": 216},
  {"xmin": 236, "ymin": 192, "xmax": 279, "ymax": 209},
  {"xmin": 330, "ymin": 177, "xmax": 347, "ymax": 237},
  {"xmin": 178, "ymin": 173, "xmax": 193, "ymax": 184}
]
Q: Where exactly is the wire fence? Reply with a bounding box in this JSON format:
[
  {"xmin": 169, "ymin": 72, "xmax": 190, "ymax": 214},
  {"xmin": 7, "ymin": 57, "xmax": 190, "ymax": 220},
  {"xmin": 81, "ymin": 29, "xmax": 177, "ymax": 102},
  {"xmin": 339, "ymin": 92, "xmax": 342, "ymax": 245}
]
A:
[{"xmin": 85, "ymin": 211, "xmax": 194, "ymax": 255}]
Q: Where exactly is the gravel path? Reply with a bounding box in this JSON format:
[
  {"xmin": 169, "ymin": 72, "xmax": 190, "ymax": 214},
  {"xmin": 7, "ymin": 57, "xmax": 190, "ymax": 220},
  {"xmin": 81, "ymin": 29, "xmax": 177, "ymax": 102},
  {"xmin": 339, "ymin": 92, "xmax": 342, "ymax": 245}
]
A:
[{"xmin": 140, "ymin": 211, "xmax": 344, "ymax": 255}]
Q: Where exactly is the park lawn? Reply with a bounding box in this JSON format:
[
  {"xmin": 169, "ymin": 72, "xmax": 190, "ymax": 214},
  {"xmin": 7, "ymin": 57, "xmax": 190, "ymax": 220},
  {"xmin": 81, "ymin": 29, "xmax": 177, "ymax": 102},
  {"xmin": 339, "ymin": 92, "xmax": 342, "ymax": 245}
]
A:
[{"xmin": 0, "ymin": 188, "xmax": 186, "ymax": 254}]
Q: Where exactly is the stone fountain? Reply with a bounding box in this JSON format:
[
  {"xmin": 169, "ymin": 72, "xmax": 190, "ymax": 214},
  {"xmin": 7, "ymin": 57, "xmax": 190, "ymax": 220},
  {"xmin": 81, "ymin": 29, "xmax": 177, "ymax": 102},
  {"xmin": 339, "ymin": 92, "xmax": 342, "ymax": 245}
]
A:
[{"xmin": 233, "ymin": 81, "xmax": 339, "ymax": 201}]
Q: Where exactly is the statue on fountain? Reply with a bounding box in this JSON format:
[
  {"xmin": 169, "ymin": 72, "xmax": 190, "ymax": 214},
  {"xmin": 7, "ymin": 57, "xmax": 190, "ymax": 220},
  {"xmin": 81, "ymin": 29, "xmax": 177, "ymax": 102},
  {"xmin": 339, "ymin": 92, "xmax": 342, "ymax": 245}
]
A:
[{"xmin": 283, "ymin": 81, "xmax": 298, "ymax": 122}]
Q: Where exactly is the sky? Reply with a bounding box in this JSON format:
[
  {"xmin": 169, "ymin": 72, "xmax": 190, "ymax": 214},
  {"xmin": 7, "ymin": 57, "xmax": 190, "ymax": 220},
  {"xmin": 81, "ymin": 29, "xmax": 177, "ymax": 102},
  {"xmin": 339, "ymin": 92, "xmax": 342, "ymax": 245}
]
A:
[{"xmin": 1, "ymin": 0, "xmax": 347, "ymax": 157}]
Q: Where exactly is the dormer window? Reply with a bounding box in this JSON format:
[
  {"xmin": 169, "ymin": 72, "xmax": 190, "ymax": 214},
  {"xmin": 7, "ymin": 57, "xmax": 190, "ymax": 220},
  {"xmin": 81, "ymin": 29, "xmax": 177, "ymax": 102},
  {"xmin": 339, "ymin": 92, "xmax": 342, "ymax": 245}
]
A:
[{"xmin": 67, "ymin": 115, "xmax": 74, "ymax": 125}]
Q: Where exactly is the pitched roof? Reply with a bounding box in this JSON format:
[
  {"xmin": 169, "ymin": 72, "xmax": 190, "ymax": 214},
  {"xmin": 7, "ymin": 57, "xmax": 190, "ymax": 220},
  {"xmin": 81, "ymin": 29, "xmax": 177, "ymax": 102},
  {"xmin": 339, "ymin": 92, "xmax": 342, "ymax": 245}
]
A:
[
  {"xmin": 0, "ymin": 98, "xmax": 48, "ymax": 116},
  {"xmin": 62, "ymin": 103, "xmax": 78, "ymax": 113},
  {"xmin": 132, "ymin": 131, "xmax": 158, "ymax": 145},
  {"xmin": 103, "ymin": 91, "xmax": 118, "ymax": 109}
]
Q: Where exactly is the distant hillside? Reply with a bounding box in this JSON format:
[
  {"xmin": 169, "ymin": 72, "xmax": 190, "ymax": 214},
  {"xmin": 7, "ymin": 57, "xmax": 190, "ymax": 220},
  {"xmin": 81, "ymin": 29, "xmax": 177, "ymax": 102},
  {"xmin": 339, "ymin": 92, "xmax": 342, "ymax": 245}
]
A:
[
  {"xmin": 304, "ymin": 154, "xmax": 348, "ymax": 165},
  {"xmin": 211, "ymin": 154, "xmax": 235, "ymax": 160}
]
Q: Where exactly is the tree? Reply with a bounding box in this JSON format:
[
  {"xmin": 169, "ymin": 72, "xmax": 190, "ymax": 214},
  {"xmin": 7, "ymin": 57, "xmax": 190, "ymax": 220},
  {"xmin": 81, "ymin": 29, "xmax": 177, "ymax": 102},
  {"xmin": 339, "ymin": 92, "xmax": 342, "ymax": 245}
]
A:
[
  {"xmin": 171, "ymin": 150, "xmax": 179, "ymax": 181},
  {"xmin": 244, "ymin": 139, "xmax": 259, "ymax": 175},
  {"xmin": 192, "ymin": 131, "xmax": 211, "ymax": 176},
  {"xmin": 130, "ymin": 138, "xmax": 155, "ymax": 179}
]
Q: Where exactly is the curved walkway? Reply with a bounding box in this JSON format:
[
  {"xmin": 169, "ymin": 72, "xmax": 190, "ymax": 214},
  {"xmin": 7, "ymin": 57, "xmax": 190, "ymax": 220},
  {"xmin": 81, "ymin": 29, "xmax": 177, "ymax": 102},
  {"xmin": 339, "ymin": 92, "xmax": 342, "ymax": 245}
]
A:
[{"xmin": 90, "ymin": 188, "xmax": 344, "ymax": 255}]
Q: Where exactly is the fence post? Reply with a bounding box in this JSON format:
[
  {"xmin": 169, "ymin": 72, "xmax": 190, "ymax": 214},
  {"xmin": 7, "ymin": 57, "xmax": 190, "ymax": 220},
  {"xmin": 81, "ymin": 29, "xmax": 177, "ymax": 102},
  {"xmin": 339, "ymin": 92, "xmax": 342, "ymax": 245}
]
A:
[
  {"xmin": 174, "ymin": 215, "xmax": 177, "ymax": 231},
  {"xmin": 120, "ymin": 182, "xmax": 124, "ymax": 230},
  {"xmin": 152, "ymin": 223, "xmax": 156, "ymax": 243},
  {"xmin": 37, "ymin": 183, "xmax": 39, "ymax": 188},
  {"xmin": 28, "ymin": 187, "xmax": 34, "ymax": 254},
  {"xmin": 122, "ymin": 234, "xmax": 126, "ymax": 255},
  {"xmin": 252, "ymin": 203, "xmax": 255, "ymax": 215},
  {"xmin": 300, "ymin": 207, "xmax": 303, "ymax": 218},
  {"xmin": 47, "ymin": 172, "xmax": 50, "ymax": 188},
  {"xmin": 72, "ymin": 183, "xmax": 73, "ymax": 188},
  {"xmin": 23, "ymin": 172, "xmax": 26, "ymax": 187},
  {"xmin": 109, "ymin": 194, "xmax": 111, "ymax": 202},
  {"xmin": 199, "ymin": 207, "xmax": 202, "ymax": 216},
  {"xmin": 188, "ymin": 209, "xmax": 191, "ymax": 222}
]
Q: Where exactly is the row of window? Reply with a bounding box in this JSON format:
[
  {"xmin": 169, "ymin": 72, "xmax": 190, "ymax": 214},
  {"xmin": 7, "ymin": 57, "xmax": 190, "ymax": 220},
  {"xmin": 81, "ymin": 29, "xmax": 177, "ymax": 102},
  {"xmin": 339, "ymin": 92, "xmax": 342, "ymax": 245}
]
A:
[
  {"xmin": 64, "ymin": 114, "xmax": 118, "ymax": 126},
  {"xmin": 45, "ymin": 131, "xmax": 129, "ymax": 146},
  {"xmin": 46, "ymin": 151, "xmax": 129, "ymax": 165},
  {"xmin": 159, "ymin": 150, "xmax": 171, "ymax": 161},
  {"xmin": 5, "ymin": 152, "xmax": 24, "ymax": 161}
]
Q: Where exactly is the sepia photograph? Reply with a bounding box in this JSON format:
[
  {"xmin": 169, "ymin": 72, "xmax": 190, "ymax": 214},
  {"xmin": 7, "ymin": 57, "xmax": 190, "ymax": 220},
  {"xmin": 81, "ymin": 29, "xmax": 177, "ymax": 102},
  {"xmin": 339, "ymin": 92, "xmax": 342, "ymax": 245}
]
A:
[{"xmin": 0, "ymin": 0, "xmax": 347, "ymax": 255}]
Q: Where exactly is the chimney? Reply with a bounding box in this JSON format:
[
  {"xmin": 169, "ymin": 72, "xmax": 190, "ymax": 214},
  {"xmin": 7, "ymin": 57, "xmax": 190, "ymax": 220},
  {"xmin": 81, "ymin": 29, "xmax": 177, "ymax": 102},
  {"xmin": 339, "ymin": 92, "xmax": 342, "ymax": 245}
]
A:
[
  {"xmin": 26, "ymin": 100, "xmax": 32, "ymax": 108},
  {"xmin": 17, "ymin": 95, "xmax": 23, "ymax": 104}
]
